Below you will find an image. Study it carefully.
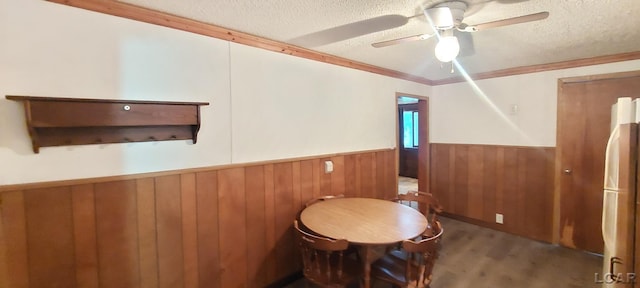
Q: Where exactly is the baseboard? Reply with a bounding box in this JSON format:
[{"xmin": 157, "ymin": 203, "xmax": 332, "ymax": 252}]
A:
[{"xmin": 441, "ymin": 212, "xmax": 552, "ymax": 244}]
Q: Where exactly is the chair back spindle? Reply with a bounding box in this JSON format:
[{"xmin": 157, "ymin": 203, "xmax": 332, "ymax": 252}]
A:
[{"xmin": 392, "ymin": 191, "xmax": 443, "ymax": 236}]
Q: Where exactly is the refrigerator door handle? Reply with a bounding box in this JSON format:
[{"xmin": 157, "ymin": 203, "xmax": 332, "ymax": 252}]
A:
[
  {"xmin": 603, "ymin": 125, "xmax": 620, "ymax": 190},
  {"xmin": 601, "ymin": 125, "xmax": 619, "ymax": 253},
  {"xmin": 602, "ymin": 191, "xmax": 609, "ymax": 245}
]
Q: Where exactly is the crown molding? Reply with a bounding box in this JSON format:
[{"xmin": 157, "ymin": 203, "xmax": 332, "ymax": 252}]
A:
[
  {"xmin": 431, "ymin": 51, "xmax": 640, "ymax": 86},
  {"xmin": 45, "ymin": 0, "xmax": 434, "ymax": 86},
  {"xmin": 559, "ymin": 70, "xmax": 640, "ymax": 84},
  {"xmin": 45, "ymin": 0, "xmax": 640, "ymax": 87}
]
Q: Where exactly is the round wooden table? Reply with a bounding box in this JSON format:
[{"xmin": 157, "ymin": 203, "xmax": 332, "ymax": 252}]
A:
[{"xmin": 300, "ymin": 197, "xmax": 428, "ymax": 288}]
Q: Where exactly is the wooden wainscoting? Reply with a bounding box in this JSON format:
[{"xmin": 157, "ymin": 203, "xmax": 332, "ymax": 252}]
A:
[
  {"xmin": 0, "ymin": 149, "xmax": 396, "ymax": 288},
  {"xmin": 430, "ymin": 143, "xmax": 555, "ymax": 242}
]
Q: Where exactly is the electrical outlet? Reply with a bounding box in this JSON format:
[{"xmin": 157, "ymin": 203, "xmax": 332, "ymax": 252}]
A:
[{"xmin": 496, "ymin": 213, "xmax": 504, "ymax": 224}]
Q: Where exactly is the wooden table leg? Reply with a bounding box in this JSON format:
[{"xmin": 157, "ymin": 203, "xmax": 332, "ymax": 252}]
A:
[{"xmin": 361, "ymin": 245, "xmax": 372, "ymax": 288}]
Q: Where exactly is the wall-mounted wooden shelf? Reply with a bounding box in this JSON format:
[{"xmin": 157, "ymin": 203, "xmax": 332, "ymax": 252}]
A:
[{"xmin": 6, "ymin": 95, "xmax": 210, "ymax": 153}]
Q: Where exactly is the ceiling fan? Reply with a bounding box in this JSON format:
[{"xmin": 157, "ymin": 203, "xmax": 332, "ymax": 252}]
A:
[{"xmin": 372, "ymin": 1, "xmax": 549, "ymax": 63}]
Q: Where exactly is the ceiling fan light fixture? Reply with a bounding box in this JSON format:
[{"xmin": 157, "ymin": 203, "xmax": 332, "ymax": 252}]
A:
[{"xmin": 434, "ymin": 35, "xmax": 460, "ymax": 62}]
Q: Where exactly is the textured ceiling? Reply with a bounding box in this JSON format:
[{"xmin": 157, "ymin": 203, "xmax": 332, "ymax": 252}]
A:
[{"xmin": 118, "ymin": 0, "xmax": 640, "ymax": 81}]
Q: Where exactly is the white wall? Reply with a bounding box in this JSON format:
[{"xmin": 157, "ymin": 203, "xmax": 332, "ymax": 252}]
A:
[
  {"xmin": 229, "ymin": 43, "xmax": 428, "ymax": 163},
  {"xmin": 431, "ymin": 60, "xmax": 640, "ymax": 146},
  {"xmin": 0, "ymin": 0, "xmax": 430, "ymax": 185}
]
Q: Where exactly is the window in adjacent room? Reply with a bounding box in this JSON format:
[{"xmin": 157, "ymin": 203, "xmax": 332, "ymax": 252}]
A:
[{"xmin": 402, "ymin": 109, "xmax": 419, "ymax": 148}]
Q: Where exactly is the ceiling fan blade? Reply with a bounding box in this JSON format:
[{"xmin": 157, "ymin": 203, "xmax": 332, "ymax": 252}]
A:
[
  {"xmin": 371, "ymin": 33, "xmax": 434, "ymax": 48},
  {"xmin": 454, "ymin": 30, "xmax": 475, "ymax": 57},
  {"xmin": 467, "ymin": 11, "xmax": 549, "ymax": 32},
  {"xmin": 290, "ymin": 14, "xmax": 415, "ymax": 47}
]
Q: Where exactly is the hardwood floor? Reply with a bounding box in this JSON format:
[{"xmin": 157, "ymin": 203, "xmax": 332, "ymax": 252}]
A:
[
  {"xmin": 432, "ymin": 217, "xmax": 601, "ymax": 288},
  {"xmin": 285, "ymin": 216, "xmax": 602, "ymax": 288},
  {"xmin": 398, "ymin": 176, "xmax": 418, "ymax": 195}
]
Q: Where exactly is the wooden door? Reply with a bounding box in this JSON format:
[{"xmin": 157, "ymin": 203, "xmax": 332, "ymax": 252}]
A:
[{"xmin": 558, "ymin": 71, "xmax": 640, "ymax": 253}]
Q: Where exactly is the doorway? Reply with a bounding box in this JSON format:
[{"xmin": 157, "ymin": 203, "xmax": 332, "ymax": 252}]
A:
[
  {"xmin": 556, "ymin": 71, "xmax": 640, "ymax": 253},
  {"xmin": 398, "ymin": 102, "xmax": 419, "ymax": 179},
  {"xmin": 396, "ymin": 93, "xmax": 429, "ymax": 195}
]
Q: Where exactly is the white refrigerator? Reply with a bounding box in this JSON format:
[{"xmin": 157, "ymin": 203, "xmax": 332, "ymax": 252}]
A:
[{"xmin": 602, "ymin": 97, "xmax": 638, "ymax": 287}]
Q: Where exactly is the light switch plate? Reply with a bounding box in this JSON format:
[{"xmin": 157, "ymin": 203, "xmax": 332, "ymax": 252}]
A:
[
  {"xmin": 496, "ymin": 213, "xmax": 504, "ymax": 224},
  {"xmin": 324, "ymin": 161, "xmax": 333, "ymax": 173},
  {"xmin": 509, "ymin": 104, "xmax": 519, "ymax": 115}
]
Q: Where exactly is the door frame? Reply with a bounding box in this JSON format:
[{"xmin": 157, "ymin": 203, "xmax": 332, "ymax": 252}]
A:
[
  {"xmin": 395, "ymin": 92, "xmax": 430, "ymax": 194},
  {"xmin": 397, "ymin": 102, "xmax": 419, "ymax": 178},
  {"xmin": 554, "ymin": 70, "xmax": 640, "ymax": 244}
]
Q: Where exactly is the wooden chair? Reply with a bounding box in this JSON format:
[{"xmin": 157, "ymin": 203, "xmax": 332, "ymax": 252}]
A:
[
  {"xmin": 371, "ymin": 221, "xmax": 443, "ymax": 288},
  {"xmin": 391, "ymin": 191, "xmax": 443, "ymax": 236},
  {"xmin": 293, "ymin": 220, "xmax": 363, "ymax": 287},
  {"xmin": 305, "ymin": 194, "xmax": 345, "ymax": 207}
]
